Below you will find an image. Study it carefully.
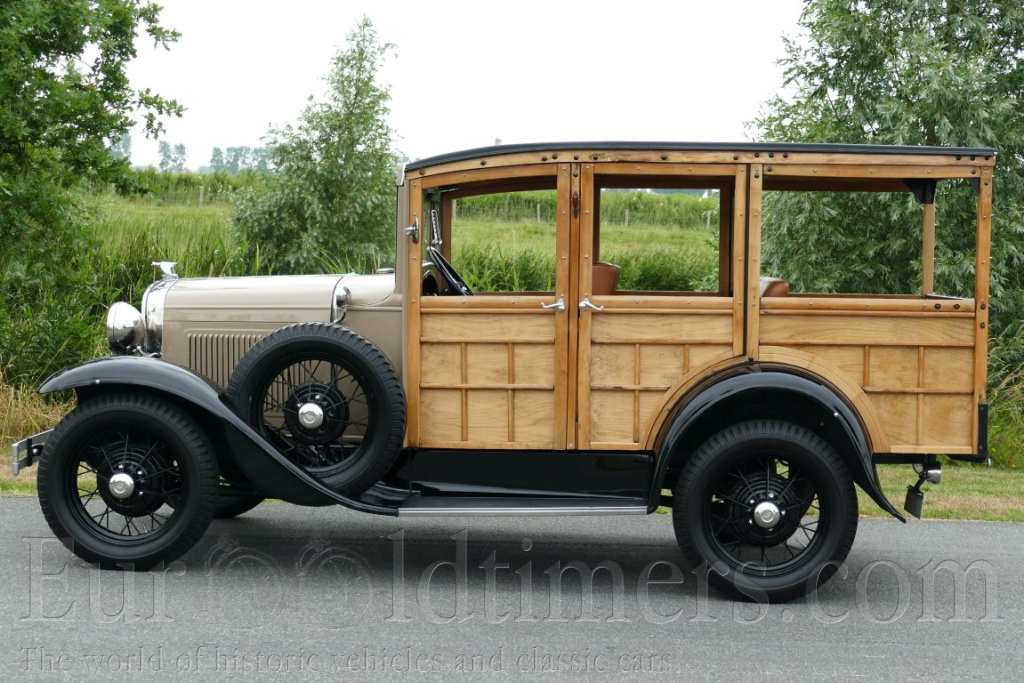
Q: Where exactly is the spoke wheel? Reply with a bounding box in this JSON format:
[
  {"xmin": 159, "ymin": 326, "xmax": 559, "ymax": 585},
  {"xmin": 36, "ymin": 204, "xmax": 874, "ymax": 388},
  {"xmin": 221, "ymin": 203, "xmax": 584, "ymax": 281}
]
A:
[
  {"xmin": 227, "ymin": 323, "xmax": 406, "ymax": 495},
  {"xmin": 262, "ymin": 359, "xmax": 368, "ymax": 474},
  {"xmin": 37, "ymin": 394, "xmax": 218, "ymax": 569},
  {"xmin": 673, "ymin": 420, "xmax": 858, "ymax": 602}
]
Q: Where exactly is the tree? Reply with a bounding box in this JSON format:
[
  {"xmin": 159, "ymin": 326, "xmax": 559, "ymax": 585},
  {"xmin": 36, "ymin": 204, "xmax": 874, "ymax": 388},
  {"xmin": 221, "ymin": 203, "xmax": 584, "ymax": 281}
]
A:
[
  {"xmin": 752, "ymin": 0, "xmax": 1024, "ymax": 312},
  {"xmin": 0, "ymin": 1, "xmax": 182, "ymax": 386},
  {"xmin": 224, "ymin": 146, "xmax": 249, "ymax": 174},
  {"xmin": 109, "ymin": 133, "xmax": 132, "ymax": 161},
  {"xmin": 233, "ymin": 18, "xmax": 397, "ymax": 274},
  {"xmin": 172, "ymin": 143, "xmax": 187, "ymax": 171},
  {"xmin": 210, "ymin": 147, "xmax": 225, "ymax": 171},
  {"xmin": 158, "ymin": 140, "xmax": 172, "ymax": 171}
]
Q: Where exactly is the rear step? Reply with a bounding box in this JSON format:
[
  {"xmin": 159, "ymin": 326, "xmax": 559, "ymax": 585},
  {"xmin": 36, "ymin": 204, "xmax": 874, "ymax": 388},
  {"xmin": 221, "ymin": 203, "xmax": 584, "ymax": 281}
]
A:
[{"xmin": 398, "ymin": 496, "xmax": 648, "ymax": 517}]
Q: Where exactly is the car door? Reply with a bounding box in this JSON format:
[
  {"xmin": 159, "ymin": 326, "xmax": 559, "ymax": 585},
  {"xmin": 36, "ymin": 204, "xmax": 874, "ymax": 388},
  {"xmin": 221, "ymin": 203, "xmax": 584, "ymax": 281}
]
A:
[
  {"xmin": 404, "ymin": 163, "xmax": 574, "ymax": 450},
  {"xmin": 572, "ymin": 161, "xmax": 748, "ymax": 450}
]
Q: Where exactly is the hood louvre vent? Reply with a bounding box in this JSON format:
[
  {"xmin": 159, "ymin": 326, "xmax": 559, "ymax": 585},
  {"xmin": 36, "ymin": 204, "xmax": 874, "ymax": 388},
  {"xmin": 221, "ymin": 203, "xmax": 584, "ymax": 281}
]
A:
[{"xmin": 187, "ymin": 333, "xmax": 264, "ymax": 388}]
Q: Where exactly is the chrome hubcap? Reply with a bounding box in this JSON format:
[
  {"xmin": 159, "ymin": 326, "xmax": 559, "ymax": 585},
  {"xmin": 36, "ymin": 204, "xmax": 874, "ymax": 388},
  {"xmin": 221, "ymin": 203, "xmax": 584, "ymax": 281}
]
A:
[
  {"xmin": 753, "ymin": 501, "xmax": 781, "ymax": 529},
  {"xmin": 108, "ymin": 472, "xmax": 136, "ymax": 500},
  {"xmin": 298, "ymin": 402, "xmax": 325, "ymax": 429}
]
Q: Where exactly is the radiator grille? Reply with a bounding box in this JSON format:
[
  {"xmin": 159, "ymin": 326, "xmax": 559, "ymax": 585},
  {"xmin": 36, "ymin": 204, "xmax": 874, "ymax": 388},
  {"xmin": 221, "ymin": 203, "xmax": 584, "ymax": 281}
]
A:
[{"xmin": 187, "ymin": 333, "xmax": 264, "ymax": 389}]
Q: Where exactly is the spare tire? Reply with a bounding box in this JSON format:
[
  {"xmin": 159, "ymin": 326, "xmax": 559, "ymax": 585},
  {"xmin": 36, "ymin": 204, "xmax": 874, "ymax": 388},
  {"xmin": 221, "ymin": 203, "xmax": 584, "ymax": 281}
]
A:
[{"xmin": 226, "ymin": 323, "xmax": 406, "ymax": 496}]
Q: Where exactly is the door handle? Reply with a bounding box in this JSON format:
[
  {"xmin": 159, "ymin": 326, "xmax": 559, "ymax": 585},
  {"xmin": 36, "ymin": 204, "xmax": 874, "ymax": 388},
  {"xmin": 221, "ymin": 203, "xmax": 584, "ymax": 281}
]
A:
[
  {"xmin": 405, "ymin": 216, "xmax": 419, "ymax": 244},
  {"xmin": 579, "ymin": 298, "xmax": 604, "ymax": 312},
  {"xmin": 541, "ymin": 297, "xmax": 565, "ymax": 312}
]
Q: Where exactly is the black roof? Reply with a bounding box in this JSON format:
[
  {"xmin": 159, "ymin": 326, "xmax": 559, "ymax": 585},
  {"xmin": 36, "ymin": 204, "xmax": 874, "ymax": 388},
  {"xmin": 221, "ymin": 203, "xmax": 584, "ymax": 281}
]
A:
[{"xmin": 405, "ymin": 141, "xmax": 996, "ymax": 171}]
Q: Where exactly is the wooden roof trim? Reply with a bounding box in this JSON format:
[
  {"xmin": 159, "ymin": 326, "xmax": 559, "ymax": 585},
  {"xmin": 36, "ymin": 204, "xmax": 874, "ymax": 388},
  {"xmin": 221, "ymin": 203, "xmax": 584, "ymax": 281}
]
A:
[{"xmin": 405, "ymin": 141, "xmax": 996, "ymax": 175}]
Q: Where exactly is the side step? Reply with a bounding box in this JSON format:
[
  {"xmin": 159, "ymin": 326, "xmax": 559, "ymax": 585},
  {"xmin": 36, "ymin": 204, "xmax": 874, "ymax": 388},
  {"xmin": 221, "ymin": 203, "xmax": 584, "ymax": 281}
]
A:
[{"xmin": 398, "ymin": 496, "xmax": 648, "ymax": 517}]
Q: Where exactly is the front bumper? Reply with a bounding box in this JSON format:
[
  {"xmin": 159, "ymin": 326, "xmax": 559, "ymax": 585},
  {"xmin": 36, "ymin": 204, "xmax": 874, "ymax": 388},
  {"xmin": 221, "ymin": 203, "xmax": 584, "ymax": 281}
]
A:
[{"xmin": 11, "ymin": 430, "xmax": 51, "ymax": 475}]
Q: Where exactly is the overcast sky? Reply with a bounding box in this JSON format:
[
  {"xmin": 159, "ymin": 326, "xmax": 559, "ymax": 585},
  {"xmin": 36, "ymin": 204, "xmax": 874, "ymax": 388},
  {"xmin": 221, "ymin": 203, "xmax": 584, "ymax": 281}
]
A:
[{"xmin": 126, "ymin": 0, "xmax": 807, "ymax": 169}]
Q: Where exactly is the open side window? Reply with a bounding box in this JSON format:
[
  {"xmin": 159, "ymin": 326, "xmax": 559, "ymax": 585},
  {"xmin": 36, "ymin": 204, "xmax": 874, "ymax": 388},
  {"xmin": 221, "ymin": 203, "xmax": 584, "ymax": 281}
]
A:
[
  {"xmin": 424, "ymin": 177, "xmax": 559, "ymax": 295},
  {"xmin": 591, "ymin": 175, "xmax": 731, "ymax": 296},
  {"xmin": 760, "ymin": 174, "xmax": 980, "ymax": 299}
]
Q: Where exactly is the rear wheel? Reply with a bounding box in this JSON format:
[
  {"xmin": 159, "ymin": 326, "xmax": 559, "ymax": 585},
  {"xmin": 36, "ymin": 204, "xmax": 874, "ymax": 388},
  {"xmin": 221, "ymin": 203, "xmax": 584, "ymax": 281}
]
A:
[
  {"xmin": 672, "ymin": 420, "xmax": 858, "ymax": 602},
  {"xmin": 37, "ymin": 394, "xmax": 219, "ymax": 569}
]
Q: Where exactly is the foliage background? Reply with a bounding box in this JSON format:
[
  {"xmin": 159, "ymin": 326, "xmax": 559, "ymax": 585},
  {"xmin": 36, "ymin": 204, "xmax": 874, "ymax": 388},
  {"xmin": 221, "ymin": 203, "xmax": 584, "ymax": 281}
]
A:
[
  {"xmin": 231, "ymin": 18, "xmax": 398, "ymax": 275},
  {"xmin": 751, "ymin": 0, "xmax": 1024, "ymax": 466},
  {"xmin": 0, "ymin": 0, "xmax": 183, "ymax": 387}
]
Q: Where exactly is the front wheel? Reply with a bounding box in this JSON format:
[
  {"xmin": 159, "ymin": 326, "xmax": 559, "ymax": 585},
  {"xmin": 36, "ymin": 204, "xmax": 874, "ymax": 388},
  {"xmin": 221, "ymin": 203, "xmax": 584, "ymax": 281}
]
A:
[
  {"xmin": 672, "ymin": 420, "xmax": 858, "ymax": 602},
  {"xmin": 37, "ymin": 394, "xmax": 219, "ymax": 569}
]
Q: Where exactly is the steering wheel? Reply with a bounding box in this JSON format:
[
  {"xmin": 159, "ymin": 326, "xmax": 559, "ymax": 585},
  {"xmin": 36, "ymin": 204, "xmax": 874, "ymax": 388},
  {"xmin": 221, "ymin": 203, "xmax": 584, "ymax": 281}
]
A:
[{"xmin": 426, "ymin": 245, "xmax": 474, "ymax": 296}]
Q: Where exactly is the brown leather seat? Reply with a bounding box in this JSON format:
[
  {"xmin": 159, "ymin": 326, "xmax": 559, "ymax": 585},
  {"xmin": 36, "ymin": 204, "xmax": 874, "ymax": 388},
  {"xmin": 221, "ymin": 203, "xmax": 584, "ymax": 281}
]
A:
[
  {"xmin": 759, "ymin": 276, "xmax": 789, "ymax": 297},
  {"xmin": 593, "ymin": 261, "xmax": 621, "ymax": 295}
]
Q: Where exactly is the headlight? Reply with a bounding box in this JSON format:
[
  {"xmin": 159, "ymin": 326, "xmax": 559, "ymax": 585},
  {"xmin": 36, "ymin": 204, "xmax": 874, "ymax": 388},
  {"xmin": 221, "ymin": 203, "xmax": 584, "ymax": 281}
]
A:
[
  {"xmin": 140, "ymin": 279, "xmax": 172, "ymax": 353},
  {"xmin": 106, "ymin": 302, "xmax": 144, "ymax": 354}
]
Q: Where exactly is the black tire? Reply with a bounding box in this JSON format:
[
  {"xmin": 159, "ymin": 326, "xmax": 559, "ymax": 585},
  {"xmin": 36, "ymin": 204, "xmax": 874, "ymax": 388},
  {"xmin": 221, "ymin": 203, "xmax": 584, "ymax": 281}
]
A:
[
  {"xmin": 214, "ymin": 492, "xmax": 264, "ymax": 519},
  {"xmin": 226, "ymin": 323, "xmax": 406, "ymax": 495},
  {"xmin": 37, "ymin": 394, "xmax": 219, "ymax": 569},
  {"xmin": 672, "ymin": 420, "xmax": 858, "ymax": 602}
]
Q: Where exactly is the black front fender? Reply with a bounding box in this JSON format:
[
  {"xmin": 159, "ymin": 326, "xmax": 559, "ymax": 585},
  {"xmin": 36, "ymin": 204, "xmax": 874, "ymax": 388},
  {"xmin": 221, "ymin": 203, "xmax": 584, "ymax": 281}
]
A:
[{"xmin": 40, "ymin": 356, "xmax": 398, "ymax": 515}]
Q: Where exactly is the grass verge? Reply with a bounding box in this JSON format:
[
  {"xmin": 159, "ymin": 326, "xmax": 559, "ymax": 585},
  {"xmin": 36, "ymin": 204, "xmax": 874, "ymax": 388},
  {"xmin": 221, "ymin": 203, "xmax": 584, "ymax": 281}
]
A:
[{"xmin": 865, "ymin": 464, "xmax": 1024, "ymax": 522}]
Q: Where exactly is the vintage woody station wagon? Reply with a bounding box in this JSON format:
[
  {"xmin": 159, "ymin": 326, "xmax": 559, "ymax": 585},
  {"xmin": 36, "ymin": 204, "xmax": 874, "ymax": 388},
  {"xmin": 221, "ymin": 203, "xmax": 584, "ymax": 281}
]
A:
[{"xmin": 13, "ymin": 142, "xmax": 995, "ymax": 601}]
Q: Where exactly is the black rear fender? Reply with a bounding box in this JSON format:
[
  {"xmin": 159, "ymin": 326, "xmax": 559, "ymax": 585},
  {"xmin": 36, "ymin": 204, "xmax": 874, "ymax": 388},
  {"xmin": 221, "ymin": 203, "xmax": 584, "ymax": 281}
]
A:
[{"xmin": 651, "ymin": 363, "xmax": 903, "ymax": 521}]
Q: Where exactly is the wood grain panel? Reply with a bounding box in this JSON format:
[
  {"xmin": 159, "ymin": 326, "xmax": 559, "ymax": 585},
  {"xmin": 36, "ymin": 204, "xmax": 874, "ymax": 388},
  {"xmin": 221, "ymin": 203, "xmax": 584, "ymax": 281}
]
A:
[
  {"xmin": 923, "ymin": 348, "xmax": 974, "ymax": 389},
  {"xmin": 796, "ymin": 345, "xmax": 865, "ymax": 385},
  {"xmin": 590, "ymin": 345, "xmax": 634, "ymax": 386},
  {"xmin": 419, "ymin": 389, "xmax": 463, "ymax": 442},
  {"xmin": 512, "ymin": 390, "xmax": 557, "ymax": 444},
  {"xmin": 514, "ymin": 345, "xmax": 556, "ymax": 385},
  {"xmin": 590, "ymin": 391, "xmax": 635, "ymax": 444},
  {"xmin": 868, "ymin": 347, "xmax": 919, "ymax": 389},
  {"xmin": 922, "ymin": 395, "xmax": 974, "ymax": 448},
  {"xmin": 638, "ymin": 392, "xmax": 664, "ymax": 440},
  {"xmin": 591, "ymin": 313, "xmax": 733, "ymax": 343},
  {"xmin": 466, "ymin": 390, "xmax": 509, "ymax": 441},
  {"xmin": 873, "ymin": 394, "xmax": 918, "ymax": 446},
  {"xmin": 420, "ymin": 343, "xmax": 461, "ymax": 384},
  {"xmin": 689, "ymin": 345, "xmax": 733, "ymax": 368},
  {"xmin": 760, "ymin": 315, "xmax": 974, "ymax": 347},
  {"xmin": 421, "ymin": 313, "xmax": 555, "ymax": 341},
  {"xmin": 639, "ymin": 345, "xmax": 688, "ymax": 386},
  {"xmin": 466, "ymin": 344, "xmax": 509, "ymax": 384}
]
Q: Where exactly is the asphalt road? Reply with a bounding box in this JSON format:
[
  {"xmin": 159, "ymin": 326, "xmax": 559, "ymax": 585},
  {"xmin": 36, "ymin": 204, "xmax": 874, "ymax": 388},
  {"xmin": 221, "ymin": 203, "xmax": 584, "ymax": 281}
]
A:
[{"xmin": 2, "ymin": 496, "xmax": 1022, "ymax": 682}]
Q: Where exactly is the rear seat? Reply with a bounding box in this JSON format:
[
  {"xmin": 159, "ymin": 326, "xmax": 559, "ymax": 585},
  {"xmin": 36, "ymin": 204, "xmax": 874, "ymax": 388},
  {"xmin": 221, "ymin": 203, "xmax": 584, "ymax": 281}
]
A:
[{"xmin": 759, "ymin": 277, "xmax": 789, "ymax": 297}]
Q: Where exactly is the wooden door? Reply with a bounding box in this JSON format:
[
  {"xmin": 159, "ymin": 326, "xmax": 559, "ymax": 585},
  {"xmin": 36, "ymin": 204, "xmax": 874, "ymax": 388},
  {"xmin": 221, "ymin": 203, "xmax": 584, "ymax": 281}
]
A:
[
  {"xmin": 573, "ymin": 163, "xmax": 747, "ymax": 450},
  {"xmin": 406, "ymin": 164, "xmax": 574, "ymax": 450}
]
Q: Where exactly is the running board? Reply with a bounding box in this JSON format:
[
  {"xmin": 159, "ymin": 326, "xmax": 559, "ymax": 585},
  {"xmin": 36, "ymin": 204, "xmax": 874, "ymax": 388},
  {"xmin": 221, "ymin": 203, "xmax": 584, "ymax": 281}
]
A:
[{"xmin": 398, "ymin": 496, "xmax": 648, "ymax": 517}]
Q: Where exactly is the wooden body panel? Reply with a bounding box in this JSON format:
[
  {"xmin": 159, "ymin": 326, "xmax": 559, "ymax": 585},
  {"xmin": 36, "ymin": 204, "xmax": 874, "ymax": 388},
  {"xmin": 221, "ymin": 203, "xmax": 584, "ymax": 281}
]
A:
[
  {"xmin": 399, "ymin": 143, "xmax": 993, "ymax": 460},
  {"xmin": 759, "ymin": 301, "xmax": 978, "ymax": 453},
  {"xmin": 575, "ymin": 163, "xmax": 746, "ymax": 450},
  {"xmin": 583, "ymin": 302, "xmax": 735, "ymax": 449},
  {"xmin": 418, "ymin": 304, "xmax": 564, "ymax": 448}
]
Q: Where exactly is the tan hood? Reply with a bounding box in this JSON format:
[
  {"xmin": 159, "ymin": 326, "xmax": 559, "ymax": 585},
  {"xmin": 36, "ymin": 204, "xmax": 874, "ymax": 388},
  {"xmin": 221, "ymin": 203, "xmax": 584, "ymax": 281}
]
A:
[{"xmin": 163, "ymin": 274, "xmax": 344, "ymax": 324}]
